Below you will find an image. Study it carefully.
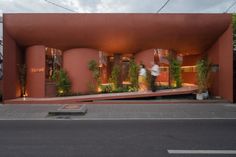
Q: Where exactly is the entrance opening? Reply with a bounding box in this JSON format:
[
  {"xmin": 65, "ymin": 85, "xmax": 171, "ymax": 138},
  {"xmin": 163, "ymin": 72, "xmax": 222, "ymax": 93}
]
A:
[{"xmin": 45, "ymin": 47, "xmax": 62, "ymax": 97}]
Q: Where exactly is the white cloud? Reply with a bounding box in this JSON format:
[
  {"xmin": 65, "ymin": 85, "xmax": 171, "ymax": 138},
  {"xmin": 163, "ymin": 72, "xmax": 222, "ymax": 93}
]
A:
[
  {"xmin": 161, "ymin": 0, "xmax": 235, "ymax": 13},
  {"xmin": 0, "ymin": 0, "xmax": 235, "ymax": 13}
]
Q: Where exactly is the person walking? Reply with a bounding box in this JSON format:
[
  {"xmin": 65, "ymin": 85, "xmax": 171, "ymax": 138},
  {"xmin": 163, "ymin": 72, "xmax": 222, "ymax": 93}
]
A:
[
  {"xmin": 138, "ymin": 64, "xmax": 147, "ymax": 92},
  {"xmin": 150, "ymin": 61, "xmax": 160, "ymax": 92}
]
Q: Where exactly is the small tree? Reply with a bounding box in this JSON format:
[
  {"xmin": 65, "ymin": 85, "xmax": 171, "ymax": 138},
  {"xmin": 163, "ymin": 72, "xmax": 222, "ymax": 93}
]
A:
[
  {"xmin": 88, "ymin": 60, "xmax": 101, "ymax": 85},
  {"xmin": 196, "ymin": 57, "xmax": 211, "ymax": 93},
  {"xmin": 109, "ymin": 64, "xmax": 121, "ymax": 90},
  {"xmin": 128, "ymin": 59, "xmax": 139, "ymax": 90},
  {"xmin": 169, "ymin": 59, "xmax": 182, "ymax": 88}
]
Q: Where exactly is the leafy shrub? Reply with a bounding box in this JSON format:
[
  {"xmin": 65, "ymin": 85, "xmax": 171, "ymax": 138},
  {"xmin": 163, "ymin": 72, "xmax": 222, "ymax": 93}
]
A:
[
  {"xmin": 52, "ymin": 69, "xmax": 71, "ymax": 96},
  {"xmin": 169, "ymin": 57, "xmax": 182, "ymax": 88},
  {"xmin": 100, "ymin": 84, "xmax": 113, "ymax": 93},
  {"xmin": 109, "ymin": 65, "xmax": 121, "ymax": 89},
  {"xmin": 88, "ymin": 60, "xmax": 101, "ymax": 93},
  {"xmin": 128, "ymin": 59, "xmax": 139, "ymax": 90},
  {"xmin": 88, "ymin": 60, "xmax": 101, "ymax": 84}
]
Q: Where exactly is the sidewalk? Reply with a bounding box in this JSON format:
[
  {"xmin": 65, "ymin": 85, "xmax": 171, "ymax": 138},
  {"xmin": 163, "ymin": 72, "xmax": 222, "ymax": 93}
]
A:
[{"xmin": 0, "ymin": 102, "xmax": 236, "ymax": 120}]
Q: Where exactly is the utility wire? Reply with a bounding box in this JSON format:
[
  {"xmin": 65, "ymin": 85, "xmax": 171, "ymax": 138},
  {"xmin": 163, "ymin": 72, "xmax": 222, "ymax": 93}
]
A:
[
  {"xmin": 44, "ymin": 0, "xmax": 78, "ymax": 13},
  {"xmin": 157, "ymin": 0, "xmax": 170, "ymax": 13},
  {"xmin": 224, "ymin": 0, "xmax": 236, "ymax": 13}
]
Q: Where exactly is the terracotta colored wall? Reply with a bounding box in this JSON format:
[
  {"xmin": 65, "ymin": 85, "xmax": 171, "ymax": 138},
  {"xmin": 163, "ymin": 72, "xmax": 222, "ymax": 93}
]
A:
[
  {"xmin": 3, "ymin": 30, "xmax": 23, "ymax": 100},
  {"xmin": 206, "ymin": 37, "xmax": 220, "ymax": 97},
  {"xmin": 182, "ymin": 54, "xmax": 201, "ymax": 84},
  {"xmin": 206, "ymin": 24, "xmax": 233, "ymax": 102},
  {"xmin": 63, "ymin": 48, "xmax": 99, "ymax": 94},
  {"xmin": 135, "ymin": 49, "xmax": 154, "ymax": 68},
  {"xmin": 26, "ymin": 45, "xmax": 45, "ymax": 98}
]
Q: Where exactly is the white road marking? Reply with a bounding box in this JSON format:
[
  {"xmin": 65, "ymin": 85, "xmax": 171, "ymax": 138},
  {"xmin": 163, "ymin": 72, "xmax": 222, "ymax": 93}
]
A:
[{"xmin": 168, "ymin": 150, "xmax": 236, "ymax": 154}]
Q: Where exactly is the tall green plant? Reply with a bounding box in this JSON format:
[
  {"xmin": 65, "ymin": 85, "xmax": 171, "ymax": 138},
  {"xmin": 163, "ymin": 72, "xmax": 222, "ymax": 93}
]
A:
[
  {"xmin": 169, "ymin": 57, "xmax": 182, "ymax": 88},
  {"xmin": 196, "ymin": 58, "xmax": 210, "ymax": 93},
  {"xmin": 18, "ymin": 64, "xmax": 27, "ymax": 97},
  {"xmin": 52, "ymin": 69, "xmax": 71, "ymax": 96},
  {"xmin": 88, "ymin": 60, "xmax": 101, "ymax": 85},
  {"xmin": 109, "ymin": 64, "xmax": 121, "ymax": 89},
  {"xmin": 128, "ymin": 59, "xmax": 139, "ymax": 90}
]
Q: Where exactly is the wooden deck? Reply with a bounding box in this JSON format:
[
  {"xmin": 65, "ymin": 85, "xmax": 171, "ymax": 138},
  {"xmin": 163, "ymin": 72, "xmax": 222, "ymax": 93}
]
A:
[{"xmin": 4, "ymin": 85, "xmax": 198, "ymax": 104}]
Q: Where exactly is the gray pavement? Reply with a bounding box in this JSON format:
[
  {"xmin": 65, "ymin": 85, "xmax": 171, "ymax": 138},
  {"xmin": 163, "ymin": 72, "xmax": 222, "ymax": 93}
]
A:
[
  {"xmin": 0, "ymin": 120, "xmax": 236, "ymax": 157},
  {"xmin": 0, "ymin": 102, "xmax": 236, "ymax": 120}
]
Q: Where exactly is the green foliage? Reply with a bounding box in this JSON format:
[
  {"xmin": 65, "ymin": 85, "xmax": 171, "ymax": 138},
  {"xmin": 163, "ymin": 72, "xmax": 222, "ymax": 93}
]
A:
[
  {"xmin": 18, "ymin": 64, "xmax": 27, "ymax": 97},
  {"xmin": 169, "ymin": 57, "xmax": 182, "ymax": 88},
  {"xmin": 88, "ymin": 60, "xmax": 101, "ymax": 86},
  {"xmin": 109, "ymin": 64, "xmax": 121, "ymax": 89},
  {"xmin": 52, "ymin": 69, "xmax": 71, "ymax": 96},
  {"xmin": 112, "ymin": 87, "xmax": 129, "ymax": 93},
  {"xmin": 128, "ymin": 86, "xmax": 139, "ymax": 92},
  {"xmin": 88, "ymin": 60, "xmax": 101, "ymax": 93},
  {"xmin": 99, "ymin": 84, "xmax": 113, "ymax": 93},
  {"xmin": 196, "ymin": 57, "xmax": 211, "ymax": 93},
  {"xmin": 88, "ymin": 60, "xmax": 100, "ymax": 80},
  {"xmin": 128, "ymin": 59, "xmax": 139, "ymax": 90}
]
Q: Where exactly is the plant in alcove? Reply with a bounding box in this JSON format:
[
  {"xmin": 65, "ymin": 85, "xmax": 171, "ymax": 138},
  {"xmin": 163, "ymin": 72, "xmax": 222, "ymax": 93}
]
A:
[
  {"xmin": 128, "ymin": 59, "xmax": 139, "ymax": 91},
  {"xmin": 109, "ymin": 64, "xmax": 121, "ymax": 90},
  {"xmin": 18, "ymin": 64, "xmax": 27, "ymax": 97},
  {"xmin": 196, "ymin": 57, "xmax": 211, "ymax": 99},
  {"xmin": 52, "ymin": 69, "xmax": 71, "ymax": 96},
  {"xmin": 88, "ymin": 60, "xmax": 101, "ymax": 93},
  {"xmin": 168, "ymin": 56, "xmax": 182, "ymax": 88}
]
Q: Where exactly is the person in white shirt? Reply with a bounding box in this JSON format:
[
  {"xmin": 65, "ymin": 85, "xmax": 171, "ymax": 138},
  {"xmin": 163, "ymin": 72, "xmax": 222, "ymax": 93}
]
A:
[
  {"xmin": 138, "ymin": 64, "xmax": 147, "ymax": 92},
  {"xmin": 150, "ymin": 61, "xmax": 160, "ymax": 92}
]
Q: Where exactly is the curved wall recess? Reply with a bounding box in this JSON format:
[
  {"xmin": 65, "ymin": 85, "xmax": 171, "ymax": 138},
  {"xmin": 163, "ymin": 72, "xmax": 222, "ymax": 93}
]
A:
[{"xmin": 63, "ymin": 48, "xmax": 99, "ymax": 94}]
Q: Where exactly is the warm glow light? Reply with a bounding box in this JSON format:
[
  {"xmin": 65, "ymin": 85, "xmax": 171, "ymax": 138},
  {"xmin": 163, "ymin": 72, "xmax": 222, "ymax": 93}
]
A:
[
  {"xmin": 122, "ymin": 81, "xmax": 131, "ymax": 85},
  {"xmin": 181, "ymin": 66, "xmax": 196, "ymax": 72},
  {"xmin": 58, "ymin": 90, "xmax": 64, "ymax": 94},
  {"xmin": 97, "ymin": 87, "xmax": 102, "ymax": 92},
  {"xmin": 23, "ymin": 92, "xmax": 28, "ymax": 97},
  {"xmin": 31, "ymin": 68, "xmax": 44, "ymax": 73}
]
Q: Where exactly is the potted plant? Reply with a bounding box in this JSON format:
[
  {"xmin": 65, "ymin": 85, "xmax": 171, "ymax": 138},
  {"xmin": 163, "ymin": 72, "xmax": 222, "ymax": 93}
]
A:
[{"xmin": 196, "ymin": 57, "xmax": 211, "ymax": 100}]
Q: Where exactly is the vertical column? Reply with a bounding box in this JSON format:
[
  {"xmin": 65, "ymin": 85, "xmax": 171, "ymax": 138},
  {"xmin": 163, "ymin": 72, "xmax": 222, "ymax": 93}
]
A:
[{"xmin": 26, "ymin": 45, "xmax": 45, "ymax": 98}]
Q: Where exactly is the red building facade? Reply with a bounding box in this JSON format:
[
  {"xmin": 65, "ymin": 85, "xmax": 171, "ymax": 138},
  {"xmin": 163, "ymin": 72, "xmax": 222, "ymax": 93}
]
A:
[{"xmin": 3, "ymin": 13, "xmax": 233, "ymax": 102}]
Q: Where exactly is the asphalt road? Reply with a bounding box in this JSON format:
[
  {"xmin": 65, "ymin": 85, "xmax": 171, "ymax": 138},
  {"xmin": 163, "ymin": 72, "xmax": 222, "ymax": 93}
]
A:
[{"xmin": 0, "ymin": 120, "xmax": 236, "ymax": 157}]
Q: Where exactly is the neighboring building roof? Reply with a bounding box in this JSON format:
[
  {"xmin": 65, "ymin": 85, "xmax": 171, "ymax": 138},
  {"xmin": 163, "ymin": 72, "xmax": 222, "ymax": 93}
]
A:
[{"xmin": 3, "ymin": 13, "xmax": 231, "ymax": 54}]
